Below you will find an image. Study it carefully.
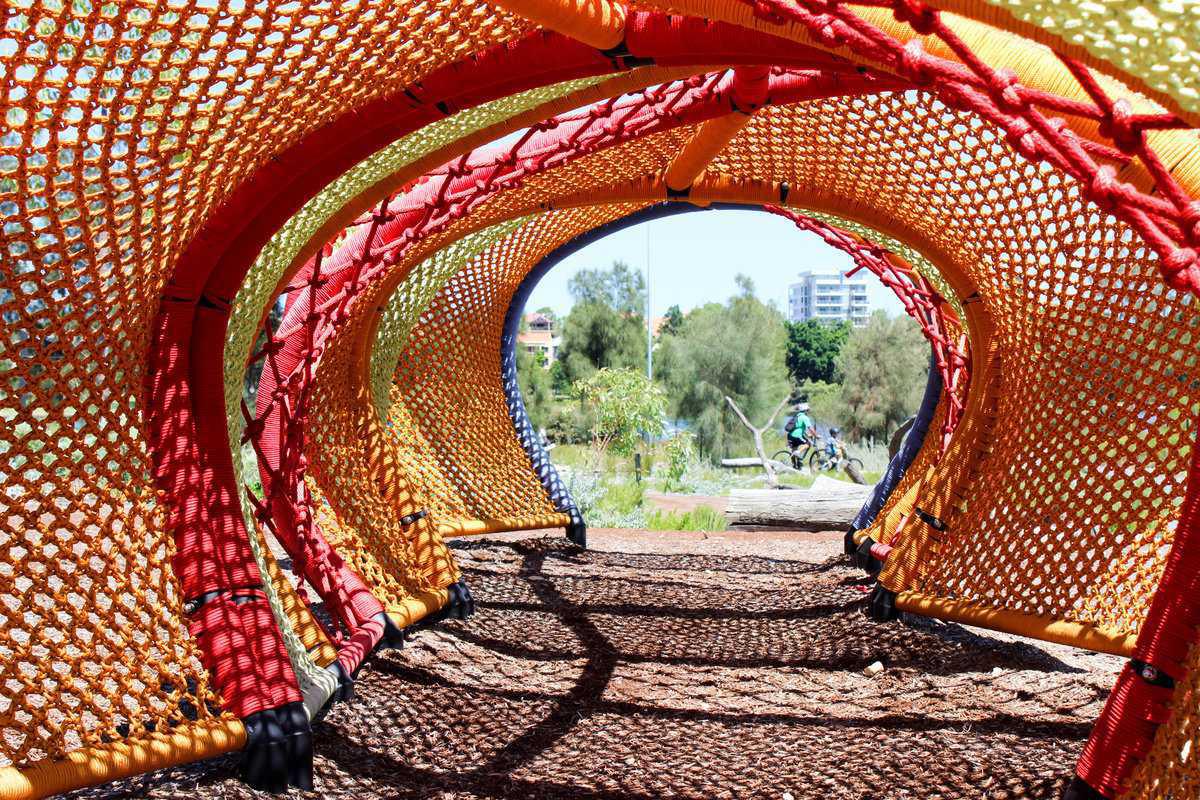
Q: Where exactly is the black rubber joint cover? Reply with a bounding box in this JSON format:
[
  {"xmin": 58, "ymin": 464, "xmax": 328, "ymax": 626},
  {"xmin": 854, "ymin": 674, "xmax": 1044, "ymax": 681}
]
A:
[
  {"xmin": 1062, "ymin": 776, "xmax": 1109, "ymax": 800},
  {"xmin": 854, "ymin": 537, "xmax": 883, "ymax": 577},
  {"xmin": 567, "ymin": 515, "xmax": 587, "ymax": 548},
  {"xmin": 867, "ymin": 584, "xmax": 898, "ymax": 622},
  {"xmin": 241, "ymin": 700, "xmax": 313, "ymax": 792},
  {"xmin": 843, "ymin": 526, "xmax": 859, "ymax": 556}
]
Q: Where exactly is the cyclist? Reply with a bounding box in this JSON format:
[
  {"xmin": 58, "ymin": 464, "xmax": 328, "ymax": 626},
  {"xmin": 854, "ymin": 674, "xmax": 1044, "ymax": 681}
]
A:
[
  {"xmin": 785, "ymin": 403, "xmax": 815, "ymax": 453},
  {"xmin": 826, "ymin": 427, "xmax": 843, "ymax": 459}
]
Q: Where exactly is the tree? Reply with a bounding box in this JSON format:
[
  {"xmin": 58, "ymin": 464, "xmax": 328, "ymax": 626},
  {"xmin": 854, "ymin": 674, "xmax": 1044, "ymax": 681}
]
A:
[
  {"xmin": 786, "ymin": 318, "xmax": 850, "ymax": 385},
  {"xmin": 516, "ymin": 346, "xmax": 555, "ymax": 430},
  {"xmin": 556, "ymin": 261, "xmax": 648, "ymax": 386},
  {"xmin": 573, "ymin": 368, "xmax": 666, "ymax": 462},
  {"xmin": 656, "ymin": 275, "xmax": 791, "ymax": 460},
  {"xmin": 796, "ymin": 379, "xmax": 840, "ymax": 429},
  {"xmin": 834, "ymin": 310, "xmax": 928, "ymax": 440},
  {"xmin": 556, "ymin": 300, "xmax": 647, "ymax": 385},
  {"xmin": 659, "ymin": 304, "xmax": 684, "ymax": 338},
  {"xmin": 568, "ymin": 260, "xmax": 646, "ymax": 315}
]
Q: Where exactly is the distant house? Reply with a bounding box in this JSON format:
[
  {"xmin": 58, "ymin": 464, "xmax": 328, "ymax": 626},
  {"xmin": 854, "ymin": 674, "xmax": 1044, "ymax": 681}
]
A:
[{"xmin": 518, "ymin": 312, "xmax": 561, "ymax": 366}]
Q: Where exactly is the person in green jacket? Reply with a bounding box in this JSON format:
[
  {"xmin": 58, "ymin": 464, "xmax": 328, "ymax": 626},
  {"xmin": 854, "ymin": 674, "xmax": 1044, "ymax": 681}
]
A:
[{"xmin": 785, "ymin": 402, "xmax": 815, "ymax": 451}]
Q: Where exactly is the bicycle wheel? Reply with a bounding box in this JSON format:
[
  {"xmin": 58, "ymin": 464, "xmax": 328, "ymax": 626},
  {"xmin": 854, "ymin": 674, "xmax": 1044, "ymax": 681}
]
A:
[
  {"xmin": 771, "ymin": 450, "xmax": 794, "ymax": 470},
  {"xmin": 809, "ymin": 450, "xmax": 832, "ymax": 473},
  {"xmin": 844, "ymin": 458, "xmax": 866, "ymax": 485}
]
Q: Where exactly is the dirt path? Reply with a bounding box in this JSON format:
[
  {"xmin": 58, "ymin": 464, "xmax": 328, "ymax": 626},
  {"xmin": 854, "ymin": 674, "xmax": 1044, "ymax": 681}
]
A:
[
  {"xmin": 75, "ymin": 530, "xmax": 1120, "ymax": 800},
  {"xmin": 642, "ymin": 492, "xmax": 728, "ymax": 514}
]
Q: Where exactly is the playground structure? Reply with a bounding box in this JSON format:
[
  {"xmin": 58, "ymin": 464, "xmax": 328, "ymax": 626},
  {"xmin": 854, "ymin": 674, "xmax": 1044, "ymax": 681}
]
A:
[{"xmin": 1, "ymin": 0, "xmax": 1199, "ymax": 798}]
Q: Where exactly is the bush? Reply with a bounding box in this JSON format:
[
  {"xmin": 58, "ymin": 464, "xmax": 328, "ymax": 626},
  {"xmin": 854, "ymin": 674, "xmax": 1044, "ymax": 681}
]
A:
[
  {"xmin": 573, "ymin": 367, "xmax": 666, "ymax": 460},
  {"xmin": 662, "ymin": 430, "xmax": 697, "ymax": 489},
  {"xmin": 598, "ymin": 480, "xmax": 645, "ymax": 516},
  {"xmin": 545, "ymin": 401, "xmax": 592, "ymax": 444}
]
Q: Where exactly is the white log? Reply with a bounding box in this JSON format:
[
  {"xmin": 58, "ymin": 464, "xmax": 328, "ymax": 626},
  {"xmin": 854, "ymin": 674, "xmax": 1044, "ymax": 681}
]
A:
[
  {"xmin": 810, "ymin": 474, "xmax": 861, "ymax": 492},
  {"xmin": 720, "ymin": 457, "xmax": 798, "ymax": 472},
  {"xmin": 725, "ymin": 485, "xmax": 872, "ymax": 529}
]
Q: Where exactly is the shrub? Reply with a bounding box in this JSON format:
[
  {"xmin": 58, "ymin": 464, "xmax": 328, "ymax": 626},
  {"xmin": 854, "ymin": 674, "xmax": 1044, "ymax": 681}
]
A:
[
  {"xmin": 646, "ymin": 506, "xmax": 728, "ymax": 532},
  {"xmin": 662, "ymin": 431, "xmax": 697, "ymax": 489}
]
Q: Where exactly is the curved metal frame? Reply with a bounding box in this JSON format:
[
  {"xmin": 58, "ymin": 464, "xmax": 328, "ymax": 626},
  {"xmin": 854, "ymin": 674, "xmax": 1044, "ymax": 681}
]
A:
[
  {"xmin": 845, "ymin": 351, "xmax": 943, "ymax": 555},
  {"xmin": 499, "ymin": 202, "xmax": 956, "ymax": 550}
]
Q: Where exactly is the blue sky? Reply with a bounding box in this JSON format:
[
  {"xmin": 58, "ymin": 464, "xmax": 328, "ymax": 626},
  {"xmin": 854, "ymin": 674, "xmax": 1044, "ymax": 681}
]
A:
[{"xmin": 524, "ymin": 208, "xmax": 906, "ymax": 319}]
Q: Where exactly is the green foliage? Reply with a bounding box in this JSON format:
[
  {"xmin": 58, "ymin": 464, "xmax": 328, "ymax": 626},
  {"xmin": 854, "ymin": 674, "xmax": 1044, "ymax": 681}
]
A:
[
  {"xmin": 659, "ymin": 304, "xmax": 684, "ymax": 338},
  {"xmin": 646, "ymin": 506, "xmax": 728, "ymax": 532},
  {"xmin": 796, "ymin": 379, "xmax": 841, "ymax": 428},
  {"xmin": 834, "ymin": 311, "xmax": 928, "ymax": 440},
  {"xmin": 553, "ymin": 261, "xmax": 650, "ymax": 386},
  {"xmin": 516, "ymin": 346, "xmax": 555, "ymax": 430},
  {"xmin": 786, "ymin": 319, "xmax": 850, "ymax": 385},
  {"xmin": 663, "ymin": 430, "xmax": 697, "ymax": 488},
  {"xmin": 556, "ymin": 299, "xmax": 647, "ymax": 385},
  {"xmin": 655, "ymin": 275, "xmax": 790, "ymax": 461},
  {"xmin": 568, "ymin": 259, "xmax": 646, "ymax": 315},
  {"xmin": 600, "ymin": 480, "xmax": 645, "ymax": 516},
  {"xmin": 573, "ymin": 368, "xmax": 666, "ymax": 459}
]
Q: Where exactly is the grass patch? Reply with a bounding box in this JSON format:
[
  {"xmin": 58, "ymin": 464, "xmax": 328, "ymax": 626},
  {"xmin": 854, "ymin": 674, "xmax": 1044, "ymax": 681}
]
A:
[
  {"xmin": 646, "ymin": 506, "xmax": 728, "ymax": 532},
  {"xmin": 598, "ymin": 480, "xmax": 645, "ymax": 516}
]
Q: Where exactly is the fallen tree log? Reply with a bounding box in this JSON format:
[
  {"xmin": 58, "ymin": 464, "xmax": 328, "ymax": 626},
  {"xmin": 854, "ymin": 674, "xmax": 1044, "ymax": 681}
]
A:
[
  {"xmin": 720, "ymin": 457, "xmax": 798, "ymax": 473},
  {"xmin": 726, "ymin": 483, "xmax": 873, "ymax": 529}
]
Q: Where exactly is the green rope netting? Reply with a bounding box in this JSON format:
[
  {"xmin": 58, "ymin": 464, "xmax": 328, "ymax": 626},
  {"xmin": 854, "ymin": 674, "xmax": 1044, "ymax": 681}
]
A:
[
  {"xmin": 369, "ymin": 217, "xmax": 532, "ymax": 422},
  {"xmin": 975, "ymin": 0, "xmax": 1199, "ymax": 115},
  {"xmin": 215, "ymin": 76, "xmax": 608, "ymax": 699}
]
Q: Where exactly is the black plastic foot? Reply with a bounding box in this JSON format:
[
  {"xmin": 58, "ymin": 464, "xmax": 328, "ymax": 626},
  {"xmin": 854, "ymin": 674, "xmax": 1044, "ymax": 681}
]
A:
[
  {"xmin": 240, "ymin": 701, "xmax": 313, "ymax": 792},
  {"xmin": 854, "ymin": 537, "xmax": 883, "ymax": 577},
  {"xmin": 376, "ymin": 611, "xmax": 407, "ymax": 651},
  {"xmin": 867, "ymin": 584, "xmax": 898, "ymax": 622},
  {"xmin": 328, "ymin": 660, "xmax": 354, "ymax": 703},
  {"xmin": 1062, "ymin": 776, "xmax": 1108, "ymax": 800},
  {"xmin": 566, "ymin": 519, "xmax": 587, "ymax": 548},
  {"xmin": 843, "ymin": 527, "xmax": 859, "ymax": 555},
  {"xmin": 417, "ymin": 580, "xmax": 476, "ymax": 628},
  {"xmin": 447, "ymin": 580, "xmax": 476, "ymax": 620}
]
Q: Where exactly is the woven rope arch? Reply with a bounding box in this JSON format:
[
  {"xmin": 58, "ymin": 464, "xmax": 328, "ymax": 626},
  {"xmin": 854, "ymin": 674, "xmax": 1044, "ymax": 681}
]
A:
[{"xmin": 1, "ymin": 0, "xmax": 1199, "ymax": 797}]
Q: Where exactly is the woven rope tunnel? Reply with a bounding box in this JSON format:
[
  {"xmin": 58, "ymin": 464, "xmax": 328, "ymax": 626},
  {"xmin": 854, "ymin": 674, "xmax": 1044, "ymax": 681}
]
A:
[{"xmin": 2, "ymin": 0, "xmax": 1200, "ymax": 798}]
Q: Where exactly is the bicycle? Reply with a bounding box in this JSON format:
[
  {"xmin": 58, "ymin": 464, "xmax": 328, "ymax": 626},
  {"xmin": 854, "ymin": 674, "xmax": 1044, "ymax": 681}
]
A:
[
  {"xmin": 771, "ymin": 440, "xmax": 818, "ymax": 472},
  {"xmin": 809, "ymin": 438, "xmax": 866, "ymax": 484}
]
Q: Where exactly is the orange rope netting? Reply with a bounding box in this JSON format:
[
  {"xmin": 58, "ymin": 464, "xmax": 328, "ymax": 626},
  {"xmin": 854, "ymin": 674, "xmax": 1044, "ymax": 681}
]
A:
[{"xmin": 2, "ymin": 0, "xmax": 1200, "ymax": 797}]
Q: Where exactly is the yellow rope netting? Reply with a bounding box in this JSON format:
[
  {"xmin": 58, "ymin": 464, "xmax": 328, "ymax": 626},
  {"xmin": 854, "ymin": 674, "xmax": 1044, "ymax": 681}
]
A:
[{"xmin": 2, "ymin": 0, "xmax": 1200, "ymax": 795}]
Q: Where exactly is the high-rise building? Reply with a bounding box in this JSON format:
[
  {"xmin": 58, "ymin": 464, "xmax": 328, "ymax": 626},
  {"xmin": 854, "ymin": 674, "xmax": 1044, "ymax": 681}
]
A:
[{"xmin": 787, "ymin": 270, "xmax": 870, "ymax": 326}]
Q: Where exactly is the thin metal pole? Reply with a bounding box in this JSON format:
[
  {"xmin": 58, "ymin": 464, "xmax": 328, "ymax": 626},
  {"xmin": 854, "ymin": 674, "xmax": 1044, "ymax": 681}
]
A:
[{"xmin": 645, "ymin": 223, "xmax": 652, "ymax": 381}]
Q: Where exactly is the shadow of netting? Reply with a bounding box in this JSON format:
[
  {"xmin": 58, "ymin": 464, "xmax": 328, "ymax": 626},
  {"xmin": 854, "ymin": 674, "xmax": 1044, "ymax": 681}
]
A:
[{"xmin": 72, "ymin": 537, "xmax": 1119, "ymax": 800}]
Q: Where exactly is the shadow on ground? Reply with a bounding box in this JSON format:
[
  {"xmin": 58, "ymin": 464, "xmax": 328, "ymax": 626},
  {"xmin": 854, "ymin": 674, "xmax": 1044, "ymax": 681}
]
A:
[{"xmin": 74, "ymin": 535, "xmax": 1117, "ymax": 800}]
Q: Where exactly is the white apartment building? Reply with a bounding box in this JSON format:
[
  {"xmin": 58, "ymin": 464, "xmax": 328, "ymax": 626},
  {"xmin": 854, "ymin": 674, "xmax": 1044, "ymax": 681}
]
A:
[{"xmin": 787, "ymin": 270, "xmax": 870, "ymax": 326}]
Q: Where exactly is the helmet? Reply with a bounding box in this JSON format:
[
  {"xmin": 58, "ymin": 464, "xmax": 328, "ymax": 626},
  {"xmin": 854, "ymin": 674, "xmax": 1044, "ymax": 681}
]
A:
[
  {"xmin": 796, "ymin": 402, "xmax": 810, "ymax": 412},
  {"xmin": 830, "ymin": 427, "xmax": 840, "ymax": 436}
]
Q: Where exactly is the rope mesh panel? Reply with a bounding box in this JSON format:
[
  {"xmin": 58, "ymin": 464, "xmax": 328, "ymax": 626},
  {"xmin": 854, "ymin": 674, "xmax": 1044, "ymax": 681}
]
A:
[
  {"xmin": 956, "ymin": 0, "xmax": 1200, "ymax": 116},
  {"xmin": 0, "ymin": 0, "xmax": 529, "ymax": 782},
  {"xmin": 386, "ymin": 204, "xmax": 644, "ymax": 531},
  {"xmin": 2, "ymin": 0, "xmax": 1200, "ymax": 794},
  {"xmin": 704, "ymin": 94, "xmax": 1200, "ymax": 638},
  {"xmin": 222, "ymin": 77, "xmax": 614, "ymax": 680},
  {"xmin": 1125, "ymin": 638, "xmax": 1200, "ymax": 798}
]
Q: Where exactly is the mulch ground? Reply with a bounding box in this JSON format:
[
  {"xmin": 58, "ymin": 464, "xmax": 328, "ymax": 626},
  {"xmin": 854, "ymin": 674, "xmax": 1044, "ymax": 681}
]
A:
[{"xmin": 75, "ymin": 530, "xmax": 1120, "ymax": 800}]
